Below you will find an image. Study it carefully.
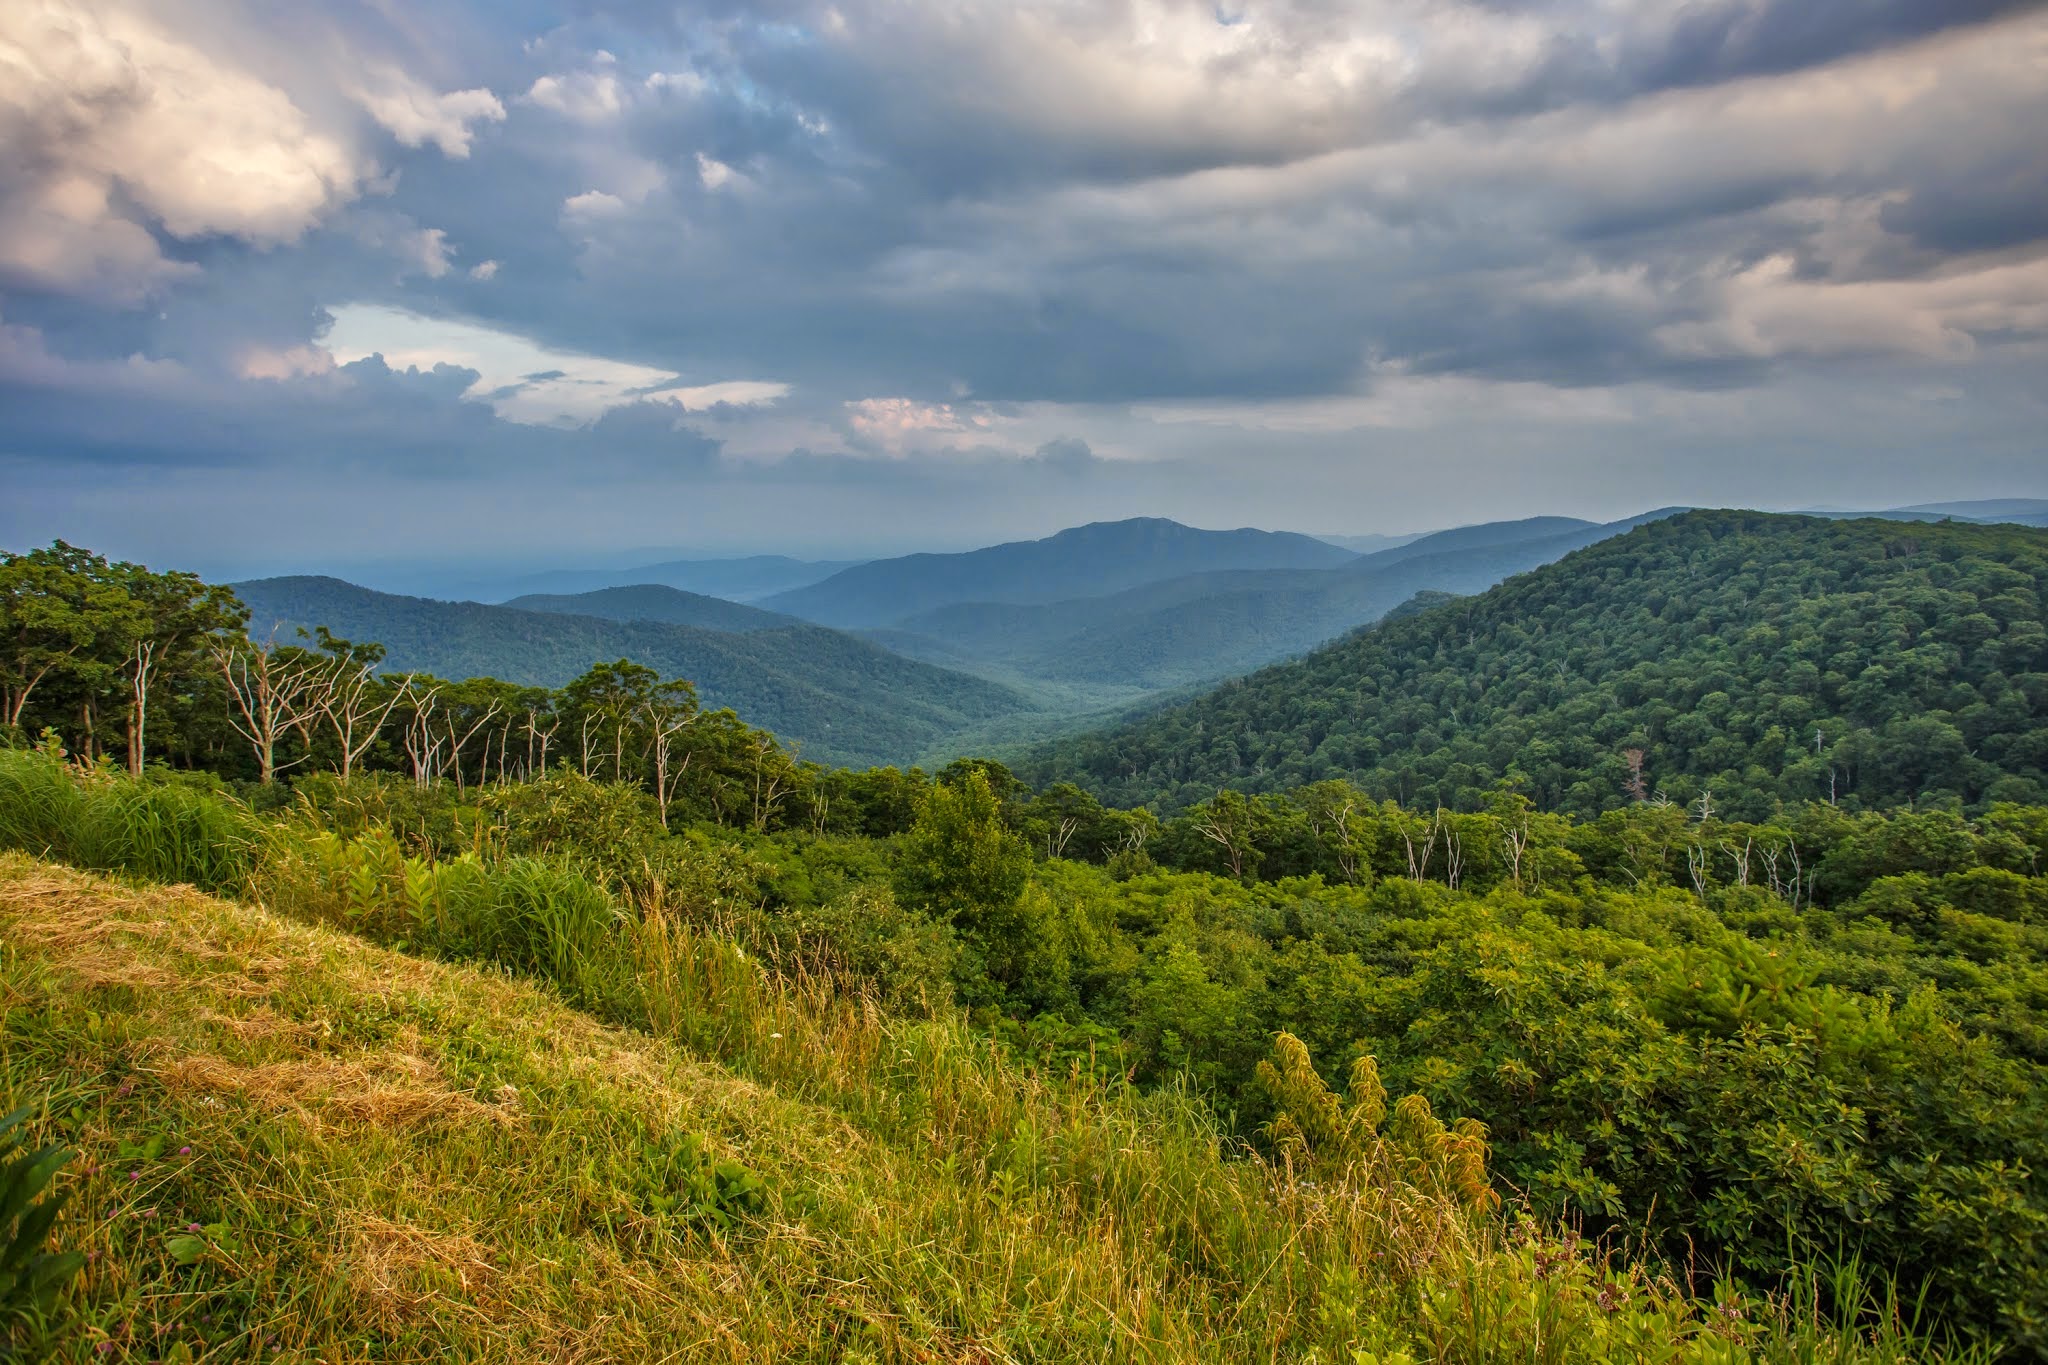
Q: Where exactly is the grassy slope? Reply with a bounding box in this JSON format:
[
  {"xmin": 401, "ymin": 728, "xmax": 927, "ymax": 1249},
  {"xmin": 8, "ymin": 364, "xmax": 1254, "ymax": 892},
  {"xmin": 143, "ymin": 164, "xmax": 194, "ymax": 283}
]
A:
[
  {"xmin": 230, "ymin": 577, "xmax": 1036, "ymax": 770},
  {"xmin": 0, "ymin": 856, "xmax": 1967, "ymax": 1363}
]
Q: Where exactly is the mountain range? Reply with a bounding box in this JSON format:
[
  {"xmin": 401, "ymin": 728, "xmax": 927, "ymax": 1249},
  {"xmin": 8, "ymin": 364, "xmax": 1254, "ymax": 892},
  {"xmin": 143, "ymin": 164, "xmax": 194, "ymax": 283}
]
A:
[
  {"xmin": 229, "ymin": 498, "xmax": 2048, "ymax": 771},
  {"xmin": 1028, "ymin": 510, "xmax": 2048, "ymax": 814},
  {"xmin": 229, "ymin": 576, "xmax": 1030, "ymax": 770}
]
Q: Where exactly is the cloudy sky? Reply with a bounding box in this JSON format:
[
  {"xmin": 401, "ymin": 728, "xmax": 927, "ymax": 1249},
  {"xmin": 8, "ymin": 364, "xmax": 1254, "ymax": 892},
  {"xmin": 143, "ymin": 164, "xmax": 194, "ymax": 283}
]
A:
[{"xmin": 3, "ymin": 0, "xmax": 2045, "ymax": 581}]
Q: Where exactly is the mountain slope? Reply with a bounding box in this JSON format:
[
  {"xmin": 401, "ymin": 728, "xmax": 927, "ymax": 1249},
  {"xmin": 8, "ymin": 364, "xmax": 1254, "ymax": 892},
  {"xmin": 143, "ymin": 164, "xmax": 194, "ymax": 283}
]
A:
[
  {"xmin": 761, "ymin": 518, "xmax": 1358, "ymax": 628},
  {"xmin": 1031, "ymin": 510, "xmax": 2048, "ymax": 815},
  {"xmin": 496, "ymin": 554, "xmax": 863, "ymax": 603},
  {"xmin": 231, "ymin": 577, "xmax": 1031, "ymax": 768},
  {"xmin": 503, "ymin": 584, "xmax": 798, "ymax": 633},
  {"xmin": 880, "ymin": 513, "xmax": 1663, "ymax": 690}
]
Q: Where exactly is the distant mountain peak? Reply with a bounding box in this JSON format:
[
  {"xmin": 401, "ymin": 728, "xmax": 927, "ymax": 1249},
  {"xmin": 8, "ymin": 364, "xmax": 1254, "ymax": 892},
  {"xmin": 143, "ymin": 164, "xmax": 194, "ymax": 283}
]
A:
[{"xmin": 762, "ymin": 518, "xmax": 1357, "ymax": 629}]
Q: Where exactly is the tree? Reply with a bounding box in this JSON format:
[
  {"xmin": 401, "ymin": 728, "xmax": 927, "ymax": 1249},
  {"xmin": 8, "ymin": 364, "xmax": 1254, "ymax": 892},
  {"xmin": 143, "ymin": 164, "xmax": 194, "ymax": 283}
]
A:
[
  {"xmin": 643, "ymin": 678, "xmax": 700, "ymax": 828},
  {"xmin": 303, "ymin": 629, "xmax": 407, "ymax": 779},
  {"xmin": 117, "ymin": 567, "xmax": 243, "ymax": 776},
  {"xmin": 893, "ymin": 769, "xmax": 1030, "ymax": 932},
  {"xmin": 562, "ymin": 659, "xmax": 661, "ymax": 783},
  {"xmin": 0, "ymin": 544, "xmax": 116, "ymax": 732},
  {"xmin": 210, "ymin": 634, "xmax": 324, "ymax": 784}
]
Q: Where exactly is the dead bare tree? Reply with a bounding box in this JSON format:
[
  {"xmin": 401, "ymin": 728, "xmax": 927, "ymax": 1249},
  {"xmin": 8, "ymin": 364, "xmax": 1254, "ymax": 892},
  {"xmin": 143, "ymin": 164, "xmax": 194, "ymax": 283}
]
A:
[
  {"xmin": 1403, "ymin": 814, "xmax": 1440, "ymax": 883},
  {"xmin": 401, "ymin": 682, "xmax": 447, "ymax": 786},
  {"xmin": 646, "ymin": 704, "xmax": 697, "ymax": 830},
  {"xmin": 210, "ymin": 636, "xmax": 326, "ymax": 784},
  {"xmin": 1192, "ymin": 793, "xmax": 1254, "ymax": 879},
  {"xmin": 1722, "ymin": 836, "xmax": 1754, "ymax": 887},
  {"xmin": 750, "ymin": 733, "xmax": 790, "ymax": 832},
  {"xmin": 524, "ymin": 707, "xmax": 560, "ymax": 779},
  {"xmin": 125, "ymin": 638, "xmax": 157, "ymax": 778},
  {"xmin": 317, "ymin": 663, "xmax": 412, "ymax": 779},
  {"xmin": 1440, "ymin": 810, "xmax": 1463, "ymax": 891},
  {"xmin": 1622, "ymin": 748, "xmax": 1650, "ymax": 803},
  {"xmin": 437, "ymin": 698, "xmax": 503, "ymax": 793},
  {"xmin": 1500, "ymin": 816, "xmax": 1531, "ymax": 893}
]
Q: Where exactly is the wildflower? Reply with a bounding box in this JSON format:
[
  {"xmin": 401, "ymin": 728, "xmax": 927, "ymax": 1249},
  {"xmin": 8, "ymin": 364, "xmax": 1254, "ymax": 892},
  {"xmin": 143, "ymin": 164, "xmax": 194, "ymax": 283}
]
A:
[
  {"xmin": 188, "ymin": 1222, "xmax": 202, "ymax": 1232},
  {"xmin": 179, "ymin": 1145, "xmax": 192, "ymax": 1155},
  {"xmin": 129, "ymin": 1170, "xmax": 141, "ymax": 1181},
  {"xmin": 770, "ymin": 1032, "xmax": 783, "ymax": 1040}
]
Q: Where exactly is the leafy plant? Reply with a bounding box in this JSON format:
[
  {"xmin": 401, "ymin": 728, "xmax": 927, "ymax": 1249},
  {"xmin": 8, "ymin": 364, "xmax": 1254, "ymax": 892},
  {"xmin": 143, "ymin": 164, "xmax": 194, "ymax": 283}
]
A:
[
  {"xmin": 0, "ymin": 1105, "xmax": 85, "ymax": 1328},
  {"xmin": 624, "ymin": 1131, "xmax": 766, "ymax": 1232}
]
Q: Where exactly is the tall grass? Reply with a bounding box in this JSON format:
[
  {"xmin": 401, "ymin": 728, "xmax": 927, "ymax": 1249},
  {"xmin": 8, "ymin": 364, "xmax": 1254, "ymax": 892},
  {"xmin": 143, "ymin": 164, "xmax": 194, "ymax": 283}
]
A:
[
  {"xmin": 0, "ymin": 756, "xmax": 2003, "ymax": 1362},
  {"xmin": 0, "ymin": 750, "xmax": 255, "ymax": 894}
]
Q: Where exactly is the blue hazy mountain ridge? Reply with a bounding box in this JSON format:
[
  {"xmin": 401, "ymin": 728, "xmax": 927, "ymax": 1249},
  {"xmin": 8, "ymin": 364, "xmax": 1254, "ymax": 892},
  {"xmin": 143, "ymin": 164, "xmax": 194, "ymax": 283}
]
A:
[
  {"xmin": 496, "ymin": 554, "xmax": 864, "ymax": 603},
  {"xmin": 759, "ymin": 518, "xmax": 1360, "ymax": 628},
  {"xmin": 228, "ymin": 576, "xmax": 1031, "ymax": 769},
  {"xmin": 502, "ymin": 584, "xmax": 799, "ymax": 634},
  {"xmin": 868, "ymin": 512, "xmax": 1666, "ymax": 690},
  {"xmin": 1795, "ymin": 499, "xmax": 2048, "ymax": 527}
]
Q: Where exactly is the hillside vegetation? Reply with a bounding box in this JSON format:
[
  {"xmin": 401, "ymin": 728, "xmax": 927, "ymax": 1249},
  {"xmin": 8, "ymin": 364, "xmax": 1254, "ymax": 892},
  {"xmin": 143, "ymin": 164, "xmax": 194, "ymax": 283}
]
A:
[
  {"xmin": 882, "ymin": 515, "xmax": 1664, "ymax": 692},
  {"xmin": 503, "ymin": 584, "xmax": 799, "ymax": 633},
  {"xmin": 7, "ymin": 527, "xmax": 2048, "ymax": 1357},
  {"xmin": 231, "ymin": 576, "xmax": 1031, "ymax": 769},
  {"xmin": 0, "ymin": 764, "xmax": 2001, "ymax": 1362},
  {"xmin": 1035, "ymin": 511, "xmax": 2048, "ymax": 815}
]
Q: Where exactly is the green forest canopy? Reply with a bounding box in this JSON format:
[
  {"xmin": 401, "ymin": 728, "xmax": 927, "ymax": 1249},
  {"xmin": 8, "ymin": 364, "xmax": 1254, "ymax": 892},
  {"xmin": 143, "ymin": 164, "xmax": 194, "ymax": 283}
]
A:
[{"xmin": 1030, "ymin": 510, "xmax": 2048, "ymax": 817}]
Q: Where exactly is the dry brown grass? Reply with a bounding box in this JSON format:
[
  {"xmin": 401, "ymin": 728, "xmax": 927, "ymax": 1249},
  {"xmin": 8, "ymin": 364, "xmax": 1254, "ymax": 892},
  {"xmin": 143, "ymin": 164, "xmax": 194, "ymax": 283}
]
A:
[{"xmin": 155, "ymin": 1053, "xmax": 517, "ymax": 1132}]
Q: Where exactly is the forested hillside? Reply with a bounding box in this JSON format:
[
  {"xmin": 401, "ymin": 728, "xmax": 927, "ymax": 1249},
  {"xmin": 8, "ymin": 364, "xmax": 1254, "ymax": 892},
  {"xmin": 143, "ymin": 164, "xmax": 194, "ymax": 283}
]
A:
[
  {"xmin": 7, "ymin": 534, "xmax": 2048, "ymax": 1353},
  {"xmin": 1034, "ymin": 511, "xmax": 2048, "ymax": 815},
  {"xmin": 504, "ymin": 583, "xmax": 798, "ymax": 632},
  {"xmin": 763, "ymin": 517, "xmax": 1357, "ymax": 628},
  {"xmin": 872, "ymin": 513, "xmax": 1666, "ymax": 691},
  {"xmin": 232, "ymin": 577, "xmax": 1030, "ymax": 769}
]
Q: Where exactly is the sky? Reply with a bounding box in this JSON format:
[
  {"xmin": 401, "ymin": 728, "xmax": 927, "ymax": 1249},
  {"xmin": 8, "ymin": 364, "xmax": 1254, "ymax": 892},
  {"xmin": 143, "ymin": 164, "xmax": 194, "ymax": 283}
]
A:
[{"xmin": 2, "ymin": 0, "xmax": 2045, "ymax": 581}]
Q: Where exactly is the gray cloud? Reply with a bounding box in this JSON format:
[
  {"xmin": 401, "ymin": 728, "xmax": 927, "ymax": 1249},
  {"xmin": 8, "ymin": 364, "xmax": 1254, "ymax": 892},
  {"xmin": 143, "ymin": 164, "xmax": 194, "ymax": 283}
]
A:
[{"xmin": 2, "ymin": 0, "xmax": 2045, "ymax": 573}]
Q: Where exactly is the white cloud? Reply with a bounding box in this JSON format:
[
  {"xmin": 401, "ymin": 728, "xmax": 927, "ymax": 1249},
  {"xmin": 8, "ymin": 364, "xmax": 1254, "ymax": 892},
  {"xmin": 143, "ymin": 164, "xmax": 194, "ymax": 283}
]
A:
[
  {"xmin": 563, "ymin": 189, "xmax": 626, "ymax": 218},
  {"xmin": 696, "ymin": 153, "xmax": 738, "ymax": 191},
  {"xmin": 402, "ymin": 226, "xmax": 454, "ymax": 278},
  {"xmin": 845, "ymin": 396, "xmax": 1001, "ymax": 454},
  {"xmin": 524, "ymin": 69, "xmax": 625, "ymax": 122},
  {"xmin": 0, "ymin": 0, "xmax": 365, "ymax": 299},
  {"xmin": 321, "ymin": 303, "xmax": 785, "ymax": 426},
  {"xmin": 351, "ymin": 65, "xmax": 504, "ymax": 159},
  {"xmin": 238, "ymin": 343, "xmax": 337, "ymax": 381},
  {"xmin": 646, "ymin": 70, "xmax": 708, "ymax": 97},
  {"xmin": 469, "ymin": 259, "xmax": 500, "ymax": 281},
  {"xmin": 1656, "ymin": 254, "xmax": 2048, "ymax": 362}
]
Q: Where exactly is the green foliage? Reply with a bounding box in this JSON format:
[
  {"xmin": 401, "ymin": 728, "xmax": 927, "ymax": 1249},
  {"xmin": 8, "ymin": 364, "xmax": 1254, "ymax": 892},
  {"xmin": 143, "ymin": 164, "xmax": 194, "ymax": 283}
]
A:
[
  {"xmin": 228, "ymin": 575, "xmax": 1030, "ymax": 769},
  {"xmin": 892, "ymin": 771, "xmax": 1030, "ymax": 934},
  {"xmin": 613, "ymin": 1130, "xmax": 767, "ymax": 1233},
  {"xmin": 0, "ymin": 749, "xmax": 257, "ymax": 893},
  {"xmin": 1035, "ymin": 511, "xmax": 2048, "ymax": 816},
  {"xmin": 0, "ymin": 1105, "xmax": 85, "ymax": 1330}
]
